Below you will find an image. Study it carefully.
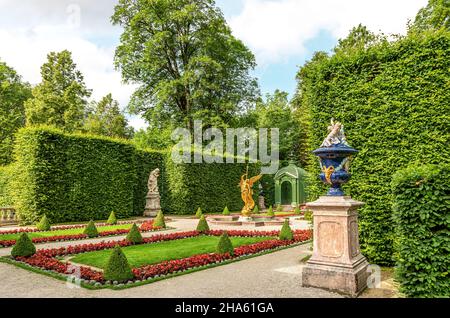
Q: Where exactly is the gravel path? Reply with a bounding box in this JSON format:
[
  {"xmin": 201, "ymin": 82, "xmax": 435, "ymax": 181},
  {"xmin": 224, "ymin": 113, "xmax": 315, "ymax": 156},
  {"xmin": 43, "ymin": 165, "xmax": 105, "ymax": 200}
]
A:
[{"xmin": 0, "ymin": 217, "xmax": 342, "ymax": 298}]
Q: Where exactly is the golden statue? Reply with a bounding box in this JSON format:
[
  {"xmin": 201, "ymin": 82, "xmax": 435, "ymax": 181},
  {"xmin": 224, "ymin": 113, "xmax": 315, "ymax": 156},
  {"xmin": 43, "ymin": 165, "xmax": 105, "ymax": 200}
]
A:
[{"xmin": 239, "ymin": 168, "xmax": 262, "ymax": 217}]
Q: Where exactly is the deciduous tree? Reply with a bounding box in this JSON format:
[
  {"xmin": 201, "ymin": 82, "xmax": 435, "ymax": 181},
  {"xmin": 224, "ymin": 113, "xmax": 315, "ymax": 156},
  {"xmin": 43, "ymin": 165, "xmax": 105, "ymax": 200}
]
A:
[
  {"xmin": 112, "ymin": 0, "xmax": 259, "ymax": 129},
  {"xmin": 84, "ymin": 93, "xmax": 133, "ymax": 139},
  {"xmin": 24, "ymin": 50, "xmax": 91, "ymax": 132}
]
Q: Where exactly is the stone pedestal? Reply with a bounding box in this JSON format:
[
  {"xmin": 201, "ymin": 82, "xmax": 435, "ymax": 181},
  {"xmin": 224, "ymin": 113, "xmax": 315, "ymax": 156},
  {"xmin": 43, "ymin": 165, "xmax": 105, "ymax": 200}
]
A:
[
  {"xmin": 302, "ymin": 196, "xmax": 369, "ymax": 297},
  {"xmin": 143, "ymin": 192, "xmax": 160, "ymax": 217}
]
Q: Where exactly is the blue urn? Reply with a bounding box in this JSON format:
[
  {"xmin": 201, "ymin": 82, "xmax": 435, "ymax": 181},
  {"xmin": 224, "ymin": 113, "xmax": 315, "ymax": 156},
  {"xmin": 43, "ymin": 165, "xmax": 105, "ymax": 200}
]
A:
[{"xmin": 313, "ymin": 120, "xmax": 358, "ymax": 196}]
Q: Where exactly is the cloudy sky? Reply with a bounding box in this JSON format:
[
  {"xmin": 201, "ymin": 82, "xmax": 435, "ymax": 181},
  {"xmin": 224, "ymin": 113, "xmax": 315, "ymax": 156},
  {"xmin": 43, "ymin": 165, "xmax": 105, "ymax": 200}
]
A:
[{"xmin": 0, "ymin": 0, "xmax": 428, "ymax": 129}]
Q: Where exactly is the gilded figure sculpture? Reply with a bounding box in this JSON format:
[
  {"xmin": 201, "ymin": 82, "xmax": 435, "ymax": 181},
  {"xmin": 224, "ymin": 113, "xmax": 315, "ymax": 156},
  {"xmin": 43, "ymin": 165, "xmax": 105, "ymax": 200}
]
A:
[{"xmin": 239, "ymin": 168, "xmax": 262, "ymax": 217}]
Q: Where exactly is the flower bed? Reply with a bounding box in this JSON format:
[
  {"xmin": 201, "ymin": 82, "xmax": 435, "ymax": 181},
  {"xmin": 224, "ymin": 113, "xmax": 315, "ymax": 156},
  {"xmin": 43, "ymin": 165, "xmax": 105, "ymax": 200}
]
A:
[
  {"xmin": 0, "ymin": 220, "xmax": 145, "ymax": 236},
  {"xmin": 5, "ymin": 229, "xmax": 312, "ymax": 289},
  {"xmin": 0, "ymin": 221, "xmax": 161, "ymax": 248}
]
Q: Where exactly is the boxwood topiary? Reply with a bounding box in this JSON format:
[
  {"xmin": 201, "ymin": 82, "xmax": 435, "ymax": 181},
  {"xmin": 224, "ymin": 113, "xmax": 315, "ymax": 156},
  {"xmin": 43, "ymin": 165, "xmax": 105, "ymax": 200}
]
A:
[
  {"xmin": 107, "ymin": 211, "xmax": 117, "ymax": 225},
  {"xmin": 83, "ymin": 220, "xmax": 99, "ymax": 238},
  {"xmin": 103, "ymin": 245, "xmax": 134, "ymax": 283},
  {"xmin": 196, "ymin": 215, "xmax": 210, "ymax": 233},
  {"xmin": 195, "ymin": 207, "xmax": 203, "ymax": 218},
  {"xmin": 222, "ymin": 206, "xmax": 230, "ymax": 215},
  {"xmin": 216, "ymin": 231, "xmax": 234, "ymax": 255},
  {"xmin": 267, "ymin": 205, "xmax": 274, "ymax": 217},
  {"xmin": 153, "ymin": 210, "xmax": 166, "ymax": 228},
  {"xmin": 36, "ymin": 215, "xmax": 51, "ymax": 231},
  {"xmin": 11, "ymin": 233, "xmax": 36, "ymax": 257},
  {"xmin": 126, "ymin": 223, "xmax": 143, "ymax": 244},
  {"xmin": 294, "ymin": 206, "xmax": 301, "ymax": 215},
  {"xmin": 279, "ymin": 219, "xmax": 294, "ymax": 241},
  {"xmin": 252, "ymin": 205, "xmax": 259, "ymax": 214}
]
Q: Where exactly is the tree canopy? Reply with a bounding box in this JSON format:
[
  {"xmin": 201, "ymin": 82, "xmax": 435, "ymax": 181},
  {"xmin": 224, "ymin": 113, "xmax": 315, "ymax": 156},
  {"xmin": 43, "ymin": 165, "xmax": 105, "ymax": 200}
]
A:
[
  {"xmin": 410, "ymin": 0, "xmax": 450, "ymax": 32},
  {"xmin": 112, "ymin": 0, "xmax": 259, "ymax": 129}
]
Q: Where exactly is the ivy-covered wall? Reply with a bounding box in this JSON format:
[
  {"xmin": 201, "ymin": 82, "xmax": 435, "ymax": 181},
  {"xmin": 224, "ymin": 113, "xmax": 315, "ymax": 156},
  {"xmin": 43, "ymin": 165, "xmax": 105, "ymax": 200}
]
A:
[
  {"xmin": 392, "ymin": 164, "xmax": 449, "ymax": 298},
  {"xmin": 296, "ymin": 30, "xmax": 450, "ymax": 265}
]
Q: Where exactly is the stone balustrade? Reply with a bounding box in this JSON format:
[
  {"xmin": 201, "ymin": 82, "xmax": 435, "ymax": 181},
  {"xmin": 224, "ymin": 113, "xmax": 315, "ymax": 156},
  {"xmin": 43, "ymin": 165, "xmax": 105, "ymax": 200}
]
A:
[{"xmin": 0, "ymin": 207, "xmax": 18, "ymax": 224}]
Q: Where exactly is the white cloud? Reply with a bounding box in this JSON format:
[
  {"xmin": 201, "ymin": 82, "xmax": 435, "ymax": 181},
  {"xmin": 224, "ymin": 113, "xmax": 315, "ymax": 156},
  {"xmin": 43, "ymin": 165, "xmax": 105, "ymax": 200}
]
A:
[{"xmin": 229, "ymin": 0, "xmax": 428, "ymax": 64}]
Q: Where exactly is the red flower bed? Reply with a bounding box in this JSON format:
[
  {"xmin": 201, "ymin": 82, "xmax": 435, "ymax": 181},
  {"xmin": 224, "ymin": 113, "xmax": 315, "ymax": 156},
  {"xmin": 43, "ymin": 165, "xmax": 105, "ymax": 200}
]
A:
[
  {"xmin": 10, "ymin": 229, "xmax": 312, "ymax": 286},
  {"xmin": 0, "ymin": 221, "xmax": 158, "ymax": 248}
]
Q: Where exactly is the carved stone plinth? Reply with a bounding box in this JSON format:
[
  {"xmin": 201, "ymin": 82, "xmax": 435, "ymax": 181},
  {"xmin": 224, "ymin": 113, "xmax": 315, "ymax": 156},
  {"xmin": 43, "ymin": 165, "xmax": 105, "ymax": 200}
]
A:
[
  {"xmin": 143, "ymin": 192, "xmax": 160, "ymax": 217},
  {"xmin": 302, "ymin": 196, "xmax": 369, "ymax": 297}
]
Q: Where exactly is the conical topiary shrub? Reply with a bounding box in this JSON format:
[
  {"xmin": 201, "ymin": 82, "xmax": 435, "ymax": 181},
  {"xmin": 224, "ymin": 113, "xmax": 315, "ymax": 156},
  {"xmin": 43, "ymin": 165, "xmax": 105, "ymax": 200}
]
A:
[
  {"xmin": 276, "ymin": 204, "xmax": 282, "ymax": 212},
  {"xmin": 294, "ymin": 206, "xmax": 301, "ymax": 215},
  {"xmin": 267, "ymin": 205, "xmax": 274, "ymax": 217},
  {"xmin": 216, "ymin": 231, "xmax": 234, "ymax": 255},
  {"xmin": 11, "ymin": 233, "xmax": 36, "ymax": 257},
  {"xmin": 153, "ymin": 210, "xmax": 166, "ymax": 228},
  {"xmin": 103, "ymin": 245, "xmax": 134, "ymax": 283},
  {"xmin": 196, "ymin": 215, "xmax": 210, "ymax": 233},
  {"xmin": 107, "ymin": 211, "xmax": 117, "ymax": 225},
  {"xmin": 279, "ymin": 219, "xmax": 294, "ymax": 241},
  {"xmin": 195, "ymin": 207, "xmax": 203, "ymax": 218},
  {"xmin": 83, "ymin": 220, "xmax": 99, "ymax": 238},
  {"xmin": 36, "ymin": 215, "xmax": 51, "ymax": 231},
  {"xmin": 252, "ymin": 205, "xmax": 259, "ymax": 214},
  {"xmin": 222, "ymin": 206, "xmax": 230, "ymax": 215},
  {"xmin": 126, "ymin": 223, "xmax": 143, "ymax": 244}
]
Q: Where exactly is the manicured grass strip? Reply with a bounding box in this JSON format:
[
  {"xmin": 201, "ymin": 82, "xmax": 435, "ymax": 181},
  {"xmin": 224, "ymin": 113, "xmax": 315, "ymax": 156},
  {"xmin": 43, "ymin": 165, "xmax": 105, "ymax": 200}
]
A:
[
  {"xmin": 70, "ymin": 236, "xmax": 272, "ymax": 269},
  {"xmin": 0, "ymin": 224, "xmax": 134, "ymax": 241}
]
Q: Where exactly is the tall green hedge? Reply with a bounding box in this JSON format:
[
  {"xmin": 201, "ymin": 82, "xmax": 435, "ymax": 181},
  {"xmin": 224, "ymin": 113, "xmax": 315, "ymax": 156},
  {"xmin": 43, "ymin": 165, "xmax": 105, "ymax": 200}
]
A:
[
  {"xmin": 296, "ymin": 30, "xmax": 450, "ymax": 264},
  {"xmin": 10, "ymin": 127, "xmax": 261, "ymax": 222},
  {"xmin": 164, "ymin": 156, "xmax": 259, "ymax": 214},
  {"xmin": 11, "ymin": 127, "xmax": 162, "ymax": 224},
  {"xmin": 391, "ymin": 164, "xmax": 449, "ymax": 298}
]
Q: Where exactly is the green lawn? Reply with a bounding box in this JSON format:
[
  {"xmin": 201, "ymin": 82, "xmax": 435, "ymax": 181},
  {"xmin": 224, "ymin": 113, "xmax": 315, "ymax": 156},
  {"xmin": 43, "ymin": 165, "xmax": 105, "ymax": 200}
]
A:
[
  {"xmin": 70, "ymin": 235, "xmax": 273, "ymax": 269},
  {"xmin": 0, "ymin": 224, "xmax": 134, "ymax": 241}
]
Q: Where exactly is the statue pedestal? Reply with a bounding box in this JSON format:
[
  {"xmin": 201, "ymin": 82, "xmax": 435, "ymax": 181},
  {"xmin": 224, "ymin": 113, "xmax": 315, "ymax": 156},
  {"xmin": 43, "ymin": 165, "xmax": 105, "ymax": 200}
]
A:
[
  {"xmin": 302, "ymin": 196, "xmax": 369, "ymax": 297},
  {"xmin": 258, "ymin": 195, "xmax": 266, "ymax": 210},
  {"xmin": 143, "ymin": 192, "xmax": 161, "ymax": 217}
]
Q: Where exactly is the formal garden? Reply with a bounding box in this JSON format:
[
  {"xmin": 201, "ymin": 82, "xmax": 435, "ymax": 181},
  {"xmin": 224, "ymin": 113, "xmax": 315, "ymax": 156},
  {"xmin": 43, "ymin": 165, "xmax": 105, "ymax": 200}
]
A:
[{"xmin": 0, "ymin": 0, "xmax": 448, "ymax": 299}]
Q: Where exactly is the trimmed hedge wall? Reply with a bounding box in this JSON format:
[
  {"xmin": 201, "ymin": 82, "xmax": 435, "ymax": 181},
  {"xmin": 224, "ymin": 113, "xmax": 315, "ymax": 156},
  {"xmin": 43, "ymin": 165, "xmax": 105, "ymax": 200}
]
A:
[
  {"xmin": 391, "ymin": 164, "xmax": 449, "ymax": 298},
  {"xmin": 296, "ymin": 30, "xmax": 450, "ymax": 265},
  {"xmin": 11, "ymin": 127, "xmax": 163, "ymax": 224},
  {"xmin": 10, "ymin": 127, "xmax": 260, "ymax": 222},
  {"xmin": 164, "ymin": 156, "xmax": 259, "ymax": 214}
]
